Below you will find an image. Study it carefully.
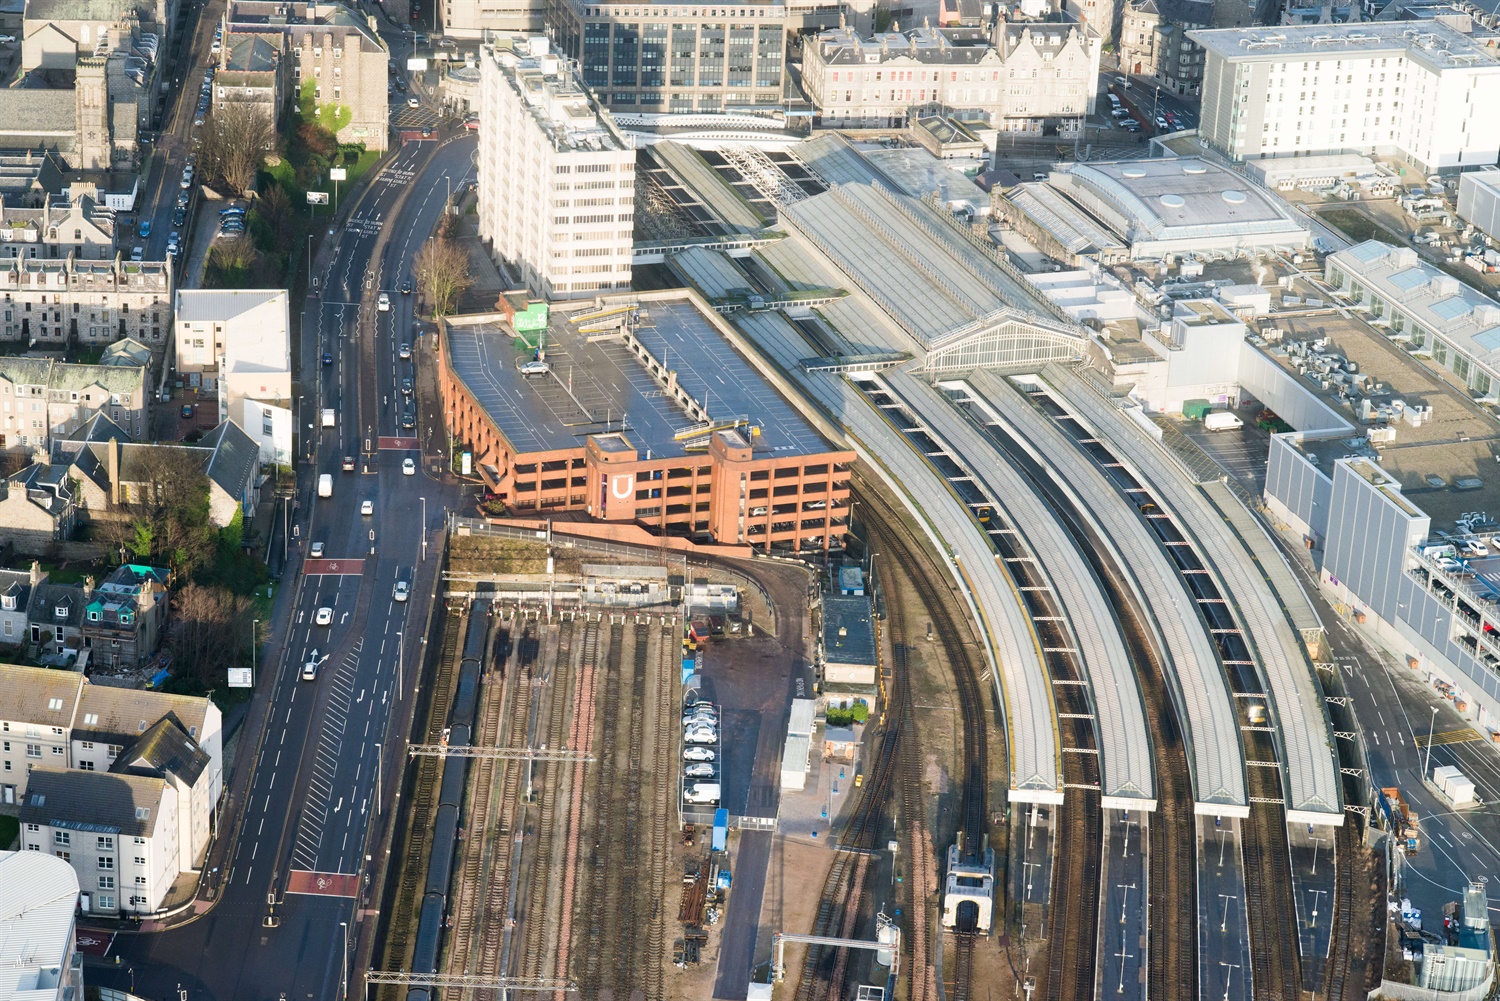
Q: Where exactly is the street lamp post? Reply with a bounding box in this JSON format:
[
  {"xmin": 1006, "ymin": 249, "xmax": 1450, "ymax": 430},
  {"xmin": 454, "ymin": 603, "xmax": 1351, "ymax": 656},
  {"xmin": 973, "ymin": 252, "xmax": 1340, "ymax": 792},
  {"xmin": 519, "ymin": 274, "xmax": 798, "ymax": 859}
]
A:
[
  {"xmin": 339, "ymin": 921, "xmax": 349, "ymax": 1000},
  {"xmin": 1423, "ymin": 705, "xmax": 1439, "ymax": 781}
]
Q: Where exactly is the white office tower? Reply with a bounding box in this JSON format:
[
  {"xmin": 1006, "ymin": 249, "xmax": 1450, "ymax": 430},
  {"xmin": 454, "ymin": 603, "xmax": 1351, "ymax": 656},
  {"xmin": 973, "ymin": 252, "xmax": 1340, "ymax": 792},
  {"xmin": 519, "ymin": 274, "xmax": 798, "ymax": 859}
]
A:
[
  {"xmin": 1191, "ymin": 23, "xmax": 1500, "ymax": 172},
  {"xmin": 478, "ymin": 38, "xmax": 636, "ymax": 300}
]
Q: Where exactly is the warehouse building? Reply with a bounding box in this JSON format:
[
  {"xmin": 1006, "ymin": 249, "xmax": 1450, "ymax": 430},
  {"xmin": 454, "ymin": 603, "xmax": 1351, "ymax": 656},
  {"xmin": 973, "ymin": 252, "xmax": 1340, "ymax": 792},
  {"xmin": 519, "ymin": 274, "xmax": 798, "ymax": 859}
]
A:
[{"xmin": 437, "ymin": 291, "xmax": 854, "ymax": 553}]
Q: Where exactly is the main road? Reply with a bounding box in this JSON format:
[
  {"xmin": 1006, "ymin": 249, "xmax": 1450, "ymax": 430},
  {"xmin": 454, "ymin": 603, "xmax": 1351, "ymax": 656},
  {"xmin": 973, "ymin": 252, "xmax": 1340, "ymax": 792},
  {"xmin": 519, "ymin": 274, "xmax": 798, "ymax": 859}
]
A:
[{"xmin": 92, "ymin": 133, "xmax": 477, "ymax": 1001}]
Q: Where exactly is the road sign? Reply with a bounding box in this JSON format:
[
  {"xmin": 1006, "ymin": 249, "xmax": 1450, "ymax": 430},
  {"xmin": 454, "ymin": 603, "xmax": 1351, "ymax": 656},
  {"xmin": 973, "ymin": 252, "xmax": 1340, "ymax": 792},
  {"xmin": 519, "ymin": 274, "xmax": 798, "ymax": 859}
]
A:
[
  {"xmin": 329, "ymin": 167, "xmax": 347, "ymax": 181},
  {"xmin": 228, "ymin": 668, "xmax": 253, "ymax": 688},
  {"xmin": 306, "ymin": 191, "xmax": 330, "ymax": 205}
]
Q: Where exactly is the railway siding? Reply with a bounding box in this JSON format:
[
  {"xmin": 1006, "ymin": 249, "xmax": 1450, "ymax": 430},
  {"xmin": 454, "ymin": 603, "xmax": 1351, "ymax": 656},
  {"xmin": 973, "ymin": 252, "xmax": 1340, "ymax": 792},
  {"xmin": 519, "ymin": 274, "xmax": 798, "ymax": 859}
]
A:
[{"xmin": 963, "ymin": 371, "xmax": 1248, "ymax": 815}]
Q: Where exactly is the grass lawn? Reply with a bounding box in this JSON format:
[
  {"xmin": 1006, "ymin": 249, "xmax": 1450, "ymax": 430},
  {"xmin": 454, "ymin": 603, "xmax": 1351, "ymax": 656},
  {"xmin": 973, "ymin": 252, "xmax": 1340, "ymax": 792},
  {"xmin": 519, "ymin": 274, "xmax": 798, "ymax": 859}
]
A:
[
  {"xmin": 1318, "ymin": 207, "xmax": 1408, "ymax": 247},
  {"xmin": 0, "ymin": 816, "xmax": 17, "ymax": 851}
]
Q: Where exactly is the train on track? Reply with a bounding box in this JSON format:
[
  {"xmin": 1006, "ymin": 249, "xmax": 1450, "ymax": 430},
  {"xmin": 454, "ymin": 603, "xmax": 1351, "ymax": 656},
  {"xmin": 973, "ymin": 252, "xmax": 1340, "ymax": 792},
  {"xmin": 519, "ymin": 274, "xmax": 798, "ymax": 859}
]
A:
[{"xmin": 407, "ymin": 599, "xmax": 494, "ymax": 1001}]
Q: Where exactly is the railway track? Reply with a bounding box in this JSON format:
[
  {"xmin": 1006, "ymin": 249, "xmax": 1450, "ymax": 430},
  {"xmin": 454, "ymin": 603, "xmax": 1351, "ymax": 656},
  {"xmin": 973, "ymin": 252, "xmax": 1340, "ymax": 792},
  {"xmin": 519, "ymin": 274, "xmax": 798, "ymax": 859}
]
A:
[
  {"xmin": 378, "ymin": 605, "xmax": 465, "ymax": 1001},
  {"xmin": 1324, "ymin": 820, "xmax": 1361, "ymax": 1001},
  {"xmin": 854, "ymin": 480, "xmax": 991, "ymax": 1001},
  {"xmin": 579, "ymin": 622, "xmax": 626, "ymax": 998},
  {"xmin": 642, "ymin": 621, "xmax": 674, "ymax": 1000},
  {"xmin": 473, "ymin": 626, "xmax": 537, "ymax": 1001},
  {"xmin": 611, "ymin": 623, "xmax": 651, "ymax": 993},
  {"xmin": 518, "ymin": 619, "xmax": 589, "ymax": 979},
  {"xmin": 1242, "ymin": 782, "xmax": 1301, "ymax": 1001},
  {"xmin": 949, "ymin": 933, "xmax": 977, "ymax": 1001}
]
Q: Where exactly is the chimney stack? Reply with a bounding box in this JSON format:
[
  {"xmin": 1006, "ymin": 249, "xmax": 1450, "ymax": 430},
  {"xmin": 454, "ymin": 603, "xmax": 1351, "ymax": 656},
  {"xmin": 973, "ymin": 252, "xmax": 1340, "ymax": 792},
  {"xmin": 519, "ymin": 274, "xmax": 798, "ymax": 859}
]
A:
[
  {"xmin": 29, "ymin": 560, "xmax": 41, "ymax": 586},
  {"xmin": 108, "ymin": 436, "xmax": 119, "ymax": 506}
]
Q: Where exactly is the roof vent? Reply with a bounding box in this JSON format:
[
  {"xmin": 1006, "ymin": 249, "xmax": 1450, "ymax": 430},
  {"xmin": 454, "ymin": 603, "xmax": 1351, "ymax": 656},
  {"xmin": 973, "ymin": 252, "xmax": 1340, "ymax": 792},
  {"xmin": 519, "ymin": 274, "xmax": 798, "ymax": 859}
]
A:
[
  {"xmin": 1183, "ymin": 163, "xmax": 1209, "ymax": 174},
  {"xmin": 1122, "ymin": 166, "xmax": 1148, "ymax": 178},
  {"xmin": 1159, "ymin": 193, "xmax": 1187, "ymax": 208},
  {"xmin": 1222, "ymin": 189, "xmax": 1248, "ymax": 204}
]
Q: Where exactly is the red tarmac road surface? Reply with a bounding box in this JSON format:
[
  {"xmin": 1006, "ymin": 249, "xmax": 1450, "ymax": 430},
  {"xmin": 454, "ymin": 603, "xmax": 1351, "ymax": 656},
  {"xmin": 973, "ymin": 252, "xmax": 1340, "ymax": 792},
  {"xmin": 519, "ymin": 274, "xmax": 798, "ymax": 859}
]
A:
[
  {"xmin": 303, "ymin": 558, "xmax": 366, "ymax": 575},
  {"xmin": 286, "ymin": 870, "xmax": 360, "ymax": 898}
]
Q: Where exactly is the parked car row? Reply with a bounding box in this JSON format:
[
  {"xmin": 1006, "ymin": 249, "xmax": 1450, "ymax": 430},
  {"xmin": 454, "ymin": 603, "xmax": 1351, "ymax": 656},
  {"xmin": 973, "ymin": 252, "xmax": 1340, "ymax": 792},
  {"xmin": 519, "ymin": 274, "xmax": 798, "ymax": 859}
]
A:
[{"xmin": 682, "ymin": 699, "xmax": 720, "ymax": 804}]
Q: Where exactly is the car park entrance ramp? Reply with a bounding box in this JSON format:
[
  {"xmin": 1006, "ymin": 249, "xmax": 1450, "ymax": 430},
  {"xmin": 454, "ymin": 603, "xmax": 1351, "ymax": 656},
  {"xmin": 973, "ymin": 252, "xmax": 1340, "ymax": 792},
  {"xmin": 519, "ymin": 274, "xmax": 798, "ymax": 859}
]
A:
[
  {"xmin": 1044, "ymin": 365, "xmax": 1342, "ymax": 826},
  {"xmin": 963, "ymin": 371, "xmax": 1248, "ymax": 816},
  {"xmin": 729, "ymin": 307, "xmax": 1063, "ymax": 805},
  {"xmin": 881, "ymin": 367, "xmax": 1156, "ymax": 812}
]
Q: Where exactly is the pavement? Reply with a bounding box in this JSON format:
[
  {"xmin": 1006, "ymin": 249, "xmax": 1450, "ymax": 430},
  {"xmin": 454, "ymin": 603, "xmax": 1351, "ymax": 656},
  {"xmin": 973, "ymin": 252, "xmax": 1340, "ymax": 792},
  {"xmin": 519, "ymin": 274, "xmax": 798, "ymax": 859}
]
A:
[{"xmin": 85, "ymin": 132, "xmax": 475, "ymax": 1001}]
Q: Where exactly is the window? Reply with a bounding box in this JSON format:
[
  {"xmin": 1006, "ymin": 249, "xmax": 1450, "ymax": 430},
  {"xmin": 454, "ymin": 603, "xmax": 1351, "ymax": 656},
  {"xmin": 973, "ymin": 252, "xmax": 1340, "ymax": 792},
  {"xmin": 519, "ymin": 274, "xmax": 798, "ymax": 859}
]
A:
[
  {"xmin": 134, "ymin": 875, "xmax": 147, "ymax": 885},
  {"xmin": 25, "ymin": 823, "xmax": 36, "ymax": 833},
  {"xmin": 97, "ymin": 894, "xmax": 113, "ymax": 909},
  {"xmin": 133, "ymin": 856, "xmax": 146, "ymax": 866},
  {"xmin": 98, "ymin": 856, "xmax": 114, "ymax": 870},
  {"xmin": 132, "ymin": 837, "xmax": 144, "ymax": 845},
  {"xmin": 50, "ymin": 746, "xmax": 62, "ymax": 756},
  {"xmin": 97, "ymin": 836, "xmax": 113, "ymax": 850},
  {"xmin": 53, "ymin": 831, "xmax": 70, "ymax": 846},
  {"xmin": 79, "ymin": 760, "xmax": 94, "ymax": 771},
  {"xmin": 25, "ymin": 744, "xmax": 39, "ymax": 758},
  {"xmin": 55, "ymin": 851, "xmax": 70, "ymax": 862},
  {"xmin": 98, "ymin": 875, "xmax": 114, "ymax": 889},
  {"xmin": 108, "ymin": 744, "xmax": 120, "ymax": 758}
]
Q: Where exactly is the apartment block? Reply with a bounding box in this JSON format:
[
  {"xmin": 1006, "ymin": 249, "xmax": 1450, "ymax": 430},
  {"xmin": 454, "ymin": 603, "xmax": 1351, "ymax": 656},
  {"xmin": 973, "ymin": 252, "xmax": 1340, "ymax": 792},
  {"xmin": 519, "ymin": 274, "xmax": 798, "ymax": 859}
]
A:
[
  {"xmin": 175, "ymin": 289, "xmax": 292, "ymax": 464},
  {"xmin": 478, "ymin": 38, "xmax": 634, "ymax": 300},
  {"xmin": 1119, "ymin": 0, "xmax": 1211, "ymax": 94},
  {"xmin": 802, "ymin": 20, "xmax": 1100, "ymax": 134},
  {"xmin": 1192, "ymin": 22, "xmax": 1500, "ymax": 171},
  {"xmin": 0, "ymin": 357, "xmax": 148, "ymax": 454},
  {"xmin": 226, "ymin": 1, "xmax": 390, "ymax": 151},
  {"xmin": 0, "ymin": 254, "xmax": 172, "ymax": 347}
]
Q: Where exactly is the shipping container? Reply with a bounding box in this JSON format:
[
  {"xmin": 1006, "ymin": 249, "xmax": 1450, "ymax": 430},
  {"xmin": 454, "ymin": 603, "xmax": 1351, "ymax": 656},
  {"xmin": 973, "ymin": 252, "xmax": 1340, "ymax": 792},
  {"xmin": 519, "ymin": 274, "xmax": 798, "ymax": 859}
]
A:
[{"xmin": 1183, "ymin": 398, "xmax": 1212, "ymax": 421}]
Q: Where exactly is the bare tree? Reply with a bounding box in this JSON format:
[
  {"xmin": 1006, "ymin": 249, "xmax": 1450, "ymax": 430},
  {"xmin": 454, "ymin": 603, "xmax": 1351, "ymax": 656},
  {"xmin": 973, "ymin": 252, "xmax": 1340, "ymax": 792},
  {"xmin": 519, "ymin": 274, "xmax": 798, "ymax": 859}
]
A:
[
  {"xmin": 95, "ymin": 447, "xmax": 217, "ymax": 575},
  {"xmin": 200, "ymin": 102, "xmax": 279, "ymax": 195},
  {"xmin": 168, "ymin": 582, "xmax": 253, "ymax": 689},
  {"xmin": 414, "ymin": 236, "xmax": 473, "ymax": 318}
]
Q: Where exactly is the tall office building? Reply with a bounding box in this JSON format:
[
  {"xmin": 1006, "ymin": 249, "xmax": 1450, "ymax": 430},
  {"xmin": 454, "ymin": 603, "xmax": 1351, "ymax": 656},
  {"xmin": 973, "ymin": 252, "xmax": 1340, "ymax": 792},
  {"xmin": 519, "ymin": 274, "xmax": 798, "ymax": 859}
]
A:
[
  {"xmin": 1192, "ymin": 22, "xmax": 1500, "ymax": 171},
  {"xmin": 477, "ymin": 38, "xmax": 635, "ymax": 299}
]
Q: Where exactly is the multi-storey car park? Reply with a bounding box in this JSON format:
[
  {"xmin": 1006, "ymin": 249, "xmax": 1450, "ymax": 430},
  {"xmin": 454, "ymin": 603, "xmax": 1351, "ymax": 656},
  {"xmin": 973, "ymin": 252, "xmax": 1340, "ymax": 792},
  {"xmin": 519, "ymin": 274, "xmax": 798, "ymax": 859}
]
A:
[
  {"xmin": 641, "ymin": 131, "xmax": 1346, "ymax": 999},
  {"xmin": 435, "ymin": 292, "xmax": 854, "ymax": 553}
]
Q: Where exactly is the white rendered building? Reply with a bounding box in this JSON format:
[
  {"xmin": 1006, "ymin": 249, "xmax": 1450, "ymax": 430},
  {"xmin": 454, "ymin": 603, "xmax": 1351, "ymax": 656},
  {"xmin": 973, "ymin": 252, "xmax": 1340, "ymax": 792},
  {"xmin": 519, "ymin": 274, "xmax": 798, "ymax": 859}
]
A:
[
  {"xmin": 0, "ymin": 851, "xmax": 81, "ymax": 1000},
  {"xmin": 478, "ymin": 38, "xmax": 635, "ymax": 300},
  {"xmin": 1191, "ymin": 22, "xmax": 1500, "ymax": 172},
  {"xmin": 174, "ymin": 290, "xmax": 292, "ymax": 464}
]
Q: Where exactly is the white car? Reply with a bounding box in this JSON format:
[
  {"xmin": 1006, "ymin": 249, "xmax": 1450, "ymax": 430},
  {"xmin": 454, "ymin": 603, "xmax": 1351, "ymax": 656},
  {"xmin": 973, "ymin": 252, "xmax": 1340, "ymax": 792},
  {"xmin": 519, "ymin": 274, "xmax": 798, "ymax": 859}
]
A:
[
  {"xmin": 310, "ymin": 541, "xmax": 325, "ymax": 558},
  {"xmin": 0, "ymin": 35, "xmax": 16, "ymax": 43},
  {"xmin": 403, "ymin": 457, "xmax": 415, "ymax": 476},
  {"xmin": 361, "ymin": 500, "xmax": 374, "ymax": 516},
  {"xmin": 683, "ymin": 746, "xmax": 715, "ymax": 762},
  {"xmin": 315, "ymin": 607, "xmax": 333, "ymax": 626},
  {"xmin": 393, "ymin": 580, "xmax": 410, "ymax": 602},
  {"xmin": 399, "ymin": 342, "xmax": 412, "ymax": 360},
  {"xmin": 1465, "ymin": 539, "xmax": 1490, "ymax": 558},
  {"xmin": 377, "ymin": 292, "xmax": 390, "ymax": 312},
  {"xmin": 684, "ymin": 763, "xmax": 716, "ymax": 779},
  {"xmin": 684, "ymin": 725, "xmax": 717, "ymax": 745},
  {"xmin": 407, "ymin": 97, "xmax": 420, "ymax": 108},
  {"xmin": 301, "ymin": 649, "xmax": 321, "ymax": 681}
]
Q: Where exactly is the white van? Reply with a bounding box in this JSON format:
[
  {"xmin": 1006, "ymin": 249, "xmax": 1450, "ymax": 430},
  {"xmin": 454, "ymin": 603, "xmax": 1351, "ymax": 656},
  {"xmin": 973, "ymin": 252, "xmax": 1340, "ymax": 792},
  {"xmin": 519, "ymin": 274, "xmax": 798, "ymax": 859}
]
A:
[
  {"xmin": 318, "ymin": 474, "xmax": 332, "ymax": 498},
  {"xmin": 683, "ymin": 783, "xmax": 720, "ymax": 804}
]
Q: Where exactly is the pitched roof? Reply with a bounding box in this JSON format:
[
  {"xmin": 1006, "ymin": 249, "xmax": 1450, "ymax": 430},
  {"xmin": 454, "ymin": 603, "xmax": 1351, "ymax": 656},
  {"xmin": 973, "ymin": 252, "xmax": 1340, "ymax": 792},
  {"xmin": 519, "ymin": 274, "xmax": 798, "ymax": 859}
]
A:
[
  {"xmin": 19, "ymin": 765, "xmax": 167, "ymax": 837},
  {"xmin": 111, "ymin": 716, "xmax": 209, "ymax": 786},
  {"xmin": 201, "ymin": 419, "xmax": 259, "ymax": 500},
  {"xmin": 48, "ymin": 361, "xmax": 144, "ymax": 395},
  {"xmin": 73, "ymin": 684, "xmax": 211, "ymax": 743},
  {"xmin": 99, "ymin": 337, "xmax": 151, "ymax": 369},
  {"xmin": 0, "ymin": 569, "xmax": 35, "ymax": 615},
  {"xmin": 0, "ymin": 850, "xmax": 78, "ymax": 1000},
  {"xmin": 67, "ymin": 411, "xmax": 131, "ymax": 444},
  {"xmin": 0, "ymin": 88, "xmax": 75, "ymax": 138},
  {"xmin": 0, "ymin": 357, "xmax": 54, "ymax": 386},
  {"xmin": 0, "ymin": 664, "xmax": 83, "ymax": 723},
  {"xmin": 24, "ymin": 583, "xmax": 86, "ymax": 630}
]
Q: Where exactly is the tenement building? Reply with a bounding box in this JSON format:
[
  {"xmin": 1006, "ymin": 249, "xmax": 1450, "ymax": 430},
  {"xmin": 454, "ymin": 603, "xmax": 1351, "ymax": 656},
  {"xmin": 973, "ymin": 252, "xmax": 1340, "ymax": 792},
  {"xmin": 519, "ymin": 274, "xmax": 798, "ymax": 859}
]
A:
[
  {"xmin": 437, "ymin": 292, "xmax": 855, "ymax": 553},
  {"xmin": 1192, "ymin": 22, "xmax": 1500, "ymax": 171},
  {"xmin": 477, "ymin": 38, "xmax": 634, "ymax": 300},
  {"xmin": 0, "ymin": 357, "xmax": 148, "ymax": 453},
  {"xmin": 802, "ymin": 20, "xmax": 1100, "ymax": 133},
  {"xmin": 0, "ymin": 255, "xmax": 172, "ymax": 348},
  {"xmin": 1118, "ymin": 0, "xmax": 1211, "ymax": 94}
]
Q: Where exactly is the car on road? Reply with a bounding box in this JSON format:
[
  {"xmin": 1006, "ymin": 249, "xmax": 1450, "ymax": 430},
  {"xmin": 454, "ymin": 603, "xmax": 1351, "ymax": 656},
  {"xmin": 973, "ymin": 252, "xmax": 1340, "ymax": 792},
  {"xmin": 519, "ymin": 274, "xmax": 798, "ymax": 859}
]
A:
[
  {"xmin": 399, "ymin": 342, "xmax": 411, "ymax": 359},
  {"xmin": 399, "ymin": 278, "xmax": 413, "ymax": 294},
  {"xmin": 301, "ymin": 650, "xmax": 320, "ymax": 681},
  {"xmin": 1120, "ymin": 119, "xmax": 1142, "ymax": 132},
  {"xmin": 130, "ymin": 246, "xmax": 144, "ymax": 261},
  {"xmin": 683, "ymin": 725, "xmax": 717, "ymax": 745},
  {"xmin": 401, "ymin": 412, "xmax": 416, "ymax": 429},
  {"xmin": 138, "ymin": 220, "xmax": 151, "ymax": 238},
  {"xmin": 172, "ymin": 208, "xmax": 187, "ymax": 227},
  {"xmin": 166, "ymin": 234, "xmax": 180, "ymax": 256},
  {"xmin": 0, "ymin": 35, "xmax": 16, "ymax": 43},
  {"xmin": 378, "ymin": 292, "xmax": 390, "ymax": 311},
  {"xmin": 394, "ymin": 580, "xmax": 410, "ymax": 602},
  {"xmin": 407, "ymin": 96, "xmax": 420, "ymax": 108},
  {"xmin": 402, "ymin": 457, "xmax": 415, "ymax": 475},
  {"xmin": 176, "ymin": 191, "xmax": 190, "ymax": 208},
  {"xmin": 323, "ymin": 352, "xmax": 333, "ymax": 366},
  {"xmin": 180, "ymin": 404, "xmax": 193, "ymax": 418},
  {"xmin": 194, "ymin": 113, "xmax": 206, "ymax": 127},
  {"xmin": 684, "ymin": 763, "xmax": 716, "ymax": 779},
  {"xmin": 343, "ymin": 455, "xmax": 356, "ymax": 472},
  {"xmin": 401, "ymin": 377, "xmax": 412, "ymax": 396},
  {"xmin": 361, "ymin": 499, "xmax": 374, "ymax": 516},
  {"xmin": 683, "ymin": 746, "xmax": 715, "ymax": 762},
  {"xmin": 315, "ymin": 607, "xmax": 333, "ymax": 626},
  {"xmin": 180, "ymin": 166, "xmax": 195, "ymax": 189},
  {"xmin": 310, "ymin": 541, "xmax": 325, "ymax": 558}
]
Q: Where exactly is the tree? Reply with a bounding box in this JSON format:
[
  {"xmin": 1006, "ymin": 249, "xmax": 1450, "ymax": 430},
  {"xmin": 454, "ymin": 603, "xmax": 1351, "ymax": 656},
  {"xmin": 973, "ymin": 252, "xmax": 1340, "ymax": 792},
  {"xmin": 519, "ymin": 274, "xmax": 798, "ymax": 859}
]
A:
[
  {"xmin": 257, "ymin": 183, "xmax": 294, "ymax": 254},
  {"xmin": 97, "ymin": 447, "xmax": 216, "ymax": 576},
  {"xmin": 414, "ymin": 236, "xmax": 473, "ymax": 318},
  {"xmin": 200, "ymin": 102, "xmax": 278, "ymax": 195},
  {"xmin": 168, "ymin": 582, "xmax": 253, "ymax": 690}
]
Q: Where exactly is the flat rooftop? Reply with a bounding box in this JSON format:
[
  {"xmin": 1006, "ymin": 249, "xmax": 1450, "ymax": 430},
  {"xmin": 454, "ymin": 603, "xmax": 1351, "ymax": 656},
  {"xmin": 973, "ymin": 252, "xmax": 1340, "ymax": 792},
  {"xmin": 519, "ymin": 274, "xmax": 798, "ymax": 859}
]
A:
[
  {"xmin": 1273, "ymin": 313, "xmax": 1500, "ymax": 531},
  {"xmin": 444, "ymin": 296, "xmax": 833, "ymax": 461},
  {"xmin": 1189, "ymin": 22, "xmax": 1500, "ymax": 71}
]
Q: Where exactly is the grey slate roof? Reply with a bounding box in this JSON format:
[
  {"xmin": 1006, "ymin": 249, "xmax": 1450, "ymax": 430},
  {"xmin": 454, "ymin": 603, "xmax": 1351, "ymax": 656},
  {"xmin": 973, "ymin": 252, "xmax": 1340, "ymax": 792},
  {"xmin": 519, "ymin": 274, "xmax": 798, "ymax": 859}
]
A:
[
  {"xmin": 200, "ymin": 419, "xmax": 259, "ymax": 501},
  {"xmin": 74, "ymin": 684, "xmax": 211, "ymax": 744},
  {"xmin": 0, "ymin": 357, "xmax": 55, "ymax": 387},
  {"xmin": 24, "ymin": 583, "xmax": 85, "ymax": 631},
  {"xmin": 67, "ymin": 411, "xmax": 131, "ymax": 444},
  {"xmin": 111, "ymin": 716, "xmax": 209, "ymax": 786},
  {"xmin": 0, "ymin": 664, "xmax": 82, "ymax": 722},
  {"xmin": 0, "ymin": 569, "xmax": 35, "ymax": 614},
  {"xmin": 0, "ymin": 89, "xmax": 75, "ymax": 137},
  {"xmin": 225, "ymin": 32, "xmax": 281, "ymax": 72},
  {"xmin": 48, "ymin": 362, "xmax": 144, "ymax": 396},
  {"xmin": 99, "ymin": 338, "xmax": 151, "ymax": 369},
  {"xmin": 20, "ymin": 765, "xmax": 166, "ymax": 837}
]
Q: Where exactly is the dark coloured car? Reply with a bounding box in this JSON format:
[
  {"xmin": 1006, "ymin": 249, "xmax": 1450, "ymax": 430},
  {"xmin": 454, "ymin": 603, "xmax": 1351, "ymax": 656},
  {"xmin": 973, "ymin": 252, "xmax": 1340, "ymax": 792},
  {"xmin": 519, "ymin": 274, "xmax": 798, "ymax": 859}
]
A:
[
  {"xmin": 399, "ymin": 279, "xmax": 412, "ymax": 294},
  {"xmin": 180, "ymin": 404, "xmax": 193, "ymax": 418},
  {"xmin": 401, "ymin": 412, "xmax": 416, "ymax": 429},
  {"xmin": 401, "ymin": 377, "xmax": 413, "ymax": 396},
  {"xmin": 172, "ymin": 208, "xmax": 186, "ymax": 227},
  {"xmin": 323, "ymin": 352, "xmax": 333, "ymax": 366}
]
